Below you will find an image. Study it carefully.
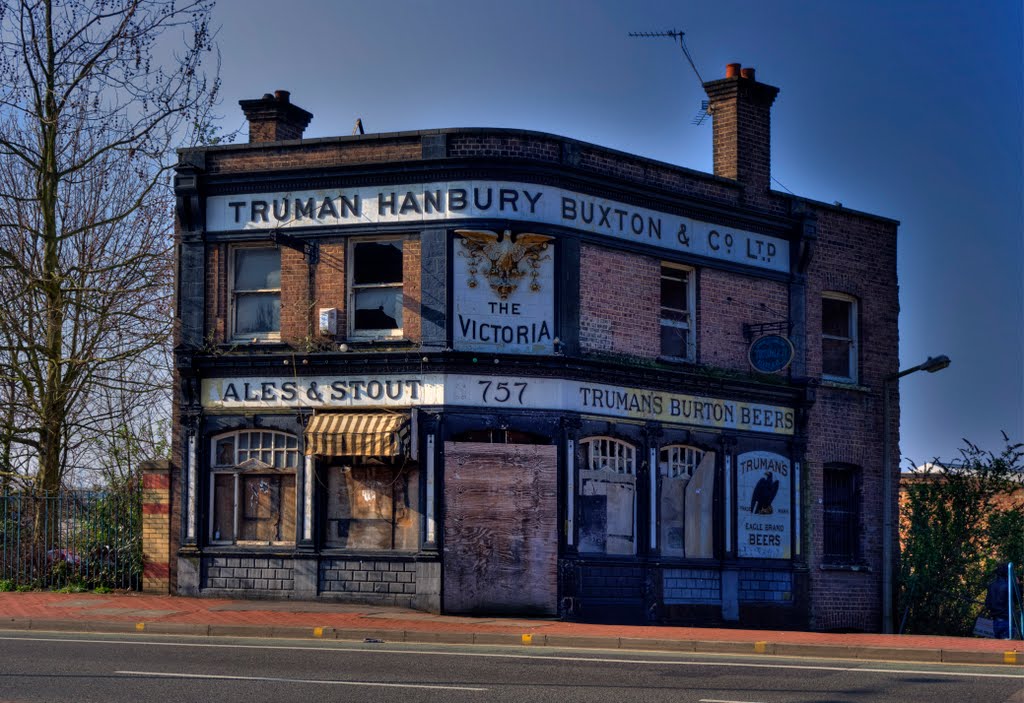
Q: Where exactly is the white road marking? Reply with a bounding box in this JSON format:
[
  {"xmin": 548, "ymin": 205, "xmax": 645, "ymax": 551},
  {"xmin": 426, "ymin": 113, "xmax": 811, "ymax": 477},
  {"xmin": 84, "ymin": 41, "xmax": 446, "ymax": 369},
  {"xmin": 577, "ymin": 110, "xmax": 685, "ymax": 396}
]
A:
[
  {"xmin": 1, "ymin": 634, "xmax": 1021, "ymax": 681},
  {"xmin": 117, "ymin": 670, "xmax": 488, "ymax": 692},
  {"xmin": 700, "ymin": 699, "xmax": 765, "ymax": 703}
]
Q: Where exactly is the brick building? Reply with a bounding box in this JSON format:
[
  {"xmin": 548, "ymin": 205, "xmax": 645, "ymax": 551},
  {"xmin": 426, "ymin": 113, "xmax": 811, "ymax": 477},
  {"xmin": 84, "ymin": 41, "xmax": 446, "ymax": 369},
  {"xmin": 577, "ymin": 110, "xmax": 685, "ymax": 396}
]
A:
[{"xmin": 161, "ymin": 64, "xmax": 899, "ymax": 631}]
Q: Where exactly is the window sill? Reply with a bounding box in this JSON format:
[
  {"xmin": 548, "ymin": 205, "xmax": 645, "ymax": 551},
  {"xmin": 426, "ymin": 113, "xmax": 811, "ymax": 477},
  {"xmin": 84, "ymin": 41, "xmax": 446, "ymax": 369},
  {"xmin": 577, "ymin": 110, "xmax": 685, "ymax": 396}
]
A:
[
  {"xmin": 820, "ymin": 379, "xmax": 870, "ymax": 393},
  {"xmin": 657, "ymin": 355, "xmax": 696, "ymax": 366},
  {"xmin": 820, "ymin": 562, "xmax": 872, "ymax": 573}
]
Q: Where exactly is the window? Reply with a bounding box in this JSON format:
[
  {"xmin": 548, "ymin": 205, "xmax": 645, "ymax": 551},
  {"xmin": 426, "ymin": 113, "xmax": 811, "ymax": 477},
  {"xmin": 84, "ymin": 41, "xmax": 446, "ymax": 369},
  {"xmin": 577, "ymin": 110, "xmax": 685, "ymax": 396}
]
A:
[
  {"xmin": 323, "ymin": 461, "xmax": 420, "ymax": 551},
  {"xmin": 661, "ymin": 264, "xmax": 695, "ymax": 361},
  {"xmin": 231, "ymin": 247, "xmax": 281, "ymax": 340},
  {"xmin": 657, "ymin": 445, "xmax": 715, "ymax": 559},
  {"xmin": 822, "ymin": 293, "xmax": 857, "ymax": 382},
  {"xmin": 823, "ymin": 464, "xmax": 860, "ymax": 563},
  {"xmin": 209, "ymin": 431, "xmax": 298, "ymax": 545},
  {"xmin": 577, "ymin": 437, "xmax": 636, "ymax": 555},
  {"xmin": 350, "ymin": 239, "xmax": 403, "ymax": 338}
]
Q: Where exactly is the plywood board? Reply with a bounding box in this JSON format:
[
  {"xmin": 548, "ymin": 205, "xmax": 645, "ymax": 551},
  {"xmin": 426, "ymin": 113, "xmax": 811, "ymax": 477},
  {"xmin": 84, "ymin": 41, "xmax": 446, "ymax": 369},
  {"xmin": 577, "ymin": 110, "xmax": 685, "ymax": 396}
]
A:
[{"xmin": 443, "ymin": 442, "xmax": 557, "ymax": 615}]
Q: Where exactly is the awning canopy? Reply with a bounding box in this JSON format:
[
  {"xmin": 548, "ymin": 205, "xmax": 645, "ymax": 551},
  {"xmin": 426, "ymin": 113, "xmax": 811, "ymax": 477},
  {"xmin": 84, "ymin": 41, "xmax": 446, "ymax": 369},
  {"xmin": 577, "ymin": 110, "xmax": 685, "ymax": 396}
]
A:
[{"xmin": 304, "ymin": 412, "xmax": 411, "ymax": 457}]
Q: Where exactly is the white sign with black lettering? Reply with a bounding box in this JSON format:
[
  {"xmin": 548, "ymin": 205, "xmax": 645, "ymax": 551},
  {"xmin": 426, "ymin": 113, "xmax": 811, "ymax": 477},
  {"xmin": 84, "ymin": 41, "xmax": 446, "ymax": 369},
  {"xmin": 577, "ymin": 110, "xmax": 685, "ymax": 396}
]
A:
[
  {"xmin": 453, "ymin": 234, "xmax": 555, "ymax": 354},
  {"xmin": 736, "ymin": 451, "xmax": 792, "ymax": 559},
  {"xmin": 204, "ymin": 180, "xmax": 789, "ymax": 273},
  {"xmin": 202, "ymin": 374, "xmax": 795, "ymax": 437}
]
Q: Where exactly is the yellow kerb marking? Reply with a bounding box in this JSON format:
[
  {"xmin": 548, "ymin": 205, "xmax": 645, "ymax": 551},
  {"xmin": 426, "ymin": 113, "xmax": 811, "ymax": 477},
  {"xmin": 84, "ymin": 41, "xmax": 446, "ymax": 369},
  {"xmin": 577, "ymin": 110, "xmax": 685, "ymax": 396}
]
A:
[
  {"xmin": 135, "ymin": 623, "xmax": 145, "ymax": 632},
  {"xmin": 313, "ymin": 627, "xmax": 324, "ymax": 638},
  {"xmin": 521, "ymin": 634, "xmax": 533, "ymax": 645},
  {"xmin": 754, "ymin": 641, "xmax": 767, "ymax": 654},
  {"xmin": 1004, "ymin": 651, "xmax": 1018, "ymax": 665}
]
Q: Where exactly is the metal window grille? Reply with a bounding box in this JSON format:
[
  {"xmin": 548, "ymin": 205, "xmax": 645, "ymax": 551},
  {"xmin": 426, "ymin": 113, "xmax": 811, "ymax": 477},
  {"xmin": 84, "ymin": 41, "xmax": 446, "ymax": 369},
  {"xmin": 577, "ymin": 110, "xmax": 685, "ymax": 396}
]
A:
[
  {"xmin": 581, "ymin": 437, "xmax": 636, "ymax": 474},
  {"xmin": 823, "ymin": 464, "xmax": 860, "ymax": 562},
  {"xmin": 659, "ymin": 445, "xmax": 703, "ymax": 479}
]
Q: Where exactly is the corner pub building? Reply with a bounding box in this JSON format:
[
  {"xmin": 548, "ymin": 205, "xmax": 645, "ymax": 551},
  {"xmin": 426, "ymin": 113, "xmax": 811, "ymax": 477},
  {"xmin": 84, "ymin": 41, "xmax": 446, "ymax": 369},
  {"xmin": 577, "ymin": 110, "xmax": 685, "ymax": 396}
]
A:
[{"xmin": 158, "ymin": 63, "xmax": 900, "ymax": 632}]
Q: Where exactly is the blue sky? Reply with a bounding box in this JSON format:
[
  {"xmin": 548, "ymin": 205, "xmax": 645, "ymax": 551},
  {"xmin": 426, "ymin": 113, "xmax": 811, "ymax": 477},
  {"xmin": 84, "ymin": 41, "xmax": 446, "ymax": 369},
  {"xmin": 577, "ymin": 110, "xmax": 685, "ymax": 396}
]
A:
[{"xmin": 211, "ymin": 0, "xmax": 1023, "ymax": 467}]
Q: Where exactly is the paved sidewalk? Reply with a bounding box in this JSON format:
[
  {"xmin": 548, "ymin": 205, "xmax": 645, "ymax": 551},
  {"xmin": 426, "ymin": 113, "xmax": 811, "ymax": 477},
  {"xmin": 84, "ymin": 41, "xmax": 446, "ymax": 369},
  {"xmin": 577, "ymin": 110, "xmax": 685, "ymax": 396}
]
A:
[{"xmin": 0, "ymin": 591, "xmax": 1020, "ymax": 666}]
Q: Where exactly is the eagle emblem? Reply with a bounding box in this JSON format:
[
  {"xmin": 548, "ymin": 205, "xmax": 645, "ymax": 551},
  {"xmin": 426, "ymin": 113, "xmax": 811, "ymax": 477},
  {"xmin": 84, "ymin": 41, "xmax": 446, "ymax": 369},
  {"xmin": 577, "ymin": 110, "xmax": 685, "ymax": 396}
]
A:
[{"xmin": 455, "ymin": 229, "xmax": 552, "ymax": 300}]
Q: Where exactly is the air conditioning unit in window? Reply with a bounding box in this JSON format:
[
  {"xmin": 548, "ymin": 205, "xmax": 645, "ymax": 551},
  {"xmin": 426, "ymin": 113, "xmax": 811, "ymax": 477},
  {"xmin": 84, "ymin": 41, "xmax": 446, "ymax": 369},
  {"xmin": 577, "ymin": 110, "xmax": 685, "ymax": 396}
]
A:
[{"xmin": 319, "ymin": 308, "xmax": 337, "ymax": 336}]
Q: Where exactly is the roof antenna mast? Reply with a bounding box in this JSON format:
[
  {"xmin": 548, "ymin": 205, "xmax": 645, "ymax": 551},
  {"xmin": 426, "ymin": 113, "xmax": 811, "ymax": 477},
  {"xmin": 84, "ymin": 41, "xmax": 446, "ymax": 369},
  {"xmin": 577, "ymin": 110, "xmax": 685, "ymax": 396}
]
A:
[{"xmin": 629, "ymin": 29, "xmax": 710, "ymax": 125}]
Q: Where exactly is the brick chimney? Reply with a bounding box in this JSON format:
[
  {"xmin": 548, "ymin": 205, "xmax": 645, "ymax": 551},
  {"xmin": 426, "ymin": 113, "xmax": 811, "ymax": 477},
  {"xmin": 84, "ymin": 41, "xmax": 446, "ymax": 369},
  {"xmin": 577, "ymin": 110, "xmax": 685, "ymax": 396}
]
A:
[
  {"xmin": 239, "ymin": 90, "xmax": 313, "ymax": 143},
  {"xmin": 704, "ymin": 64, "xmax": 779, "ymax": 198}
]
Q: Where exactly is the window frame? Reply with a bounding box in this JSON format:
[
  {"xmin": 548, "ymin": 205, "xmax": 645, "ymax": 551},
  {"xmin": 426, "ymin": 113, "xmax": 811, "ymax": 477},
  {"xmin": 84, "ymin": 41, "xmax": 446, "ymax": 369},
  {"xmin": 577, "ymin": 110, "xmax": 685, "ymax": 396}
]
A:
[
  {"xmin": 660, "ymin": 263, "xmax": 696, "ymax": 362},
  {"xmin": 321, "ymin": 460, "xmax": 420, "ymax": 552},
  {"xmin": 229, "ymin": 244, "xmax": 282, "ymax": 343},
  {"xmin": 347, "ymin": 236, "xmax": 405, "ymax": 340},
  {"xmin": 821, "ymin": 292, "xmax": 858, "ymax": 383},
  {"xmin": 822, "ymin": 463, "xmax": 861, "ymax": 564},
  {"xmin": 580, "ymin": 436, "xmax": 637, "ymax": 475},
  {"xmin": 208, "ymin": 430, "xmax": 299, "ymax": 547},
  {"xmin": 659, "ymin": 444, "xmax": 704, "ymax": 480}
]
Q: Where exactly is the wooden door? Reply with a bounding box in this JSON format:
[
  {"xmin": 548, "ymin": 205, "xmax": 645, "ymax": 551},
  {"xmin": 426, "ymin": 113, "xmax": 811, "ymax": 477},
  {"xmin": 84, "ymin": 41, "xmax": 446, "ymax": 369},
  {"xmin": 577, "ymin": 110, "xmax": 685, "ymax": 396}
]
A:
[{"xmin": 443, "ymin": 442, "xmax": 558, "ymax": 615}]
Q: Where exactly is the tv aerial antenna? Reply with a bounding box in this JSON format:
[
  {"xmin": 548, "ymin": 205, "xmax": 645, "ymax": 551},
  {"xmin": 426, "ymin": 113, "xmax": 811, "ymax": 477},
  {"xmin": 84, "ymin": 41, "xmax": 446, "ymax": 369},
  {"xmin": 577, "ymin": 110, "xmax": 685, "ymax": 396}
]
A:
[{"xmin": 629, "ymin": 29, "xmax": 710, "ymax": 126}]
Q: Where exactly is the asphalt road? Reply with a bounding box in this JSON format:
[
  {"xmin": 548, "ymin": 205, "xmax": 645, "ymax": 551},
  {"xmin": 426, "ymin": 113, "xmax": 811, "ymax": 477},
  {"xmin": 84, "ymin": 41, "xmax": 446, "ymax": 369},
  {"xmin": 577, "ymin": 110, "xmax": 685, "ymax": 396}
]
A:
[{"xmin": 0, "ymin": 632, "xmax": 1021, "ymax": 703}]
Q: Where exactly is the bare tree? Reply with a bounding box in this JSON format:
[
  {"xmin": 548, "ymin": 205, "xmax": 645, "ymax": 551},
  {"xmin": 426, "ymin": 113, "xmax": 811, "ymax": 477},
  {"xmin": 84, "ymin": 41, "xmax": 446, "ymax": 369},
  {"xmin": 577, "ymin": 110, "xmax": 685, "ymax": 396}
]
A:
[{"xmin": 0, "ymin": 0, "xmax": 219, "ymax": 494}]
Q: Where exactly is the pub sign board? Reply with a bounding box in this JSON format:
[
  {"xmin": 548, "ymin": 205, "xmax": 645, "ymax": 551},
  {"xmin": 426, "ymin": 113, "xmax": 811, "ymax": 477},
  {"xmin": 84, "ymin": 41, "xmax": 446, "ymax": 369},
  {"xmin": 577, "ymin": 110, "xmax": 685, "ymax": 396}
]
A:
[
  {"xmin": 736, "ymin": 451, "xmax": 792, "ymax": 559},
  {"xmin": 748, "ymin": 334, "xmax": 794, "ymax": 374}
]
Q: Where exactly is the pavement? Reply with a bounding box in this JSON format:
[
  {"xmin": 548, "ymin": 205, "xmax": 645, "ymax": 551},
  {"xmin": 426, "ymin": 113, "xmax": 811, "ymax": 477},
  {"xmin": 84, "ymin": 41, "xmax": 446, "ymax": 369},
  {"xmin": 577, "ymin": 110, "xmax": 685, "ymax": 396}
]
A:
[{"xmin": 0, "ymin": 591, "xmax": 1021, "ymax": 666}]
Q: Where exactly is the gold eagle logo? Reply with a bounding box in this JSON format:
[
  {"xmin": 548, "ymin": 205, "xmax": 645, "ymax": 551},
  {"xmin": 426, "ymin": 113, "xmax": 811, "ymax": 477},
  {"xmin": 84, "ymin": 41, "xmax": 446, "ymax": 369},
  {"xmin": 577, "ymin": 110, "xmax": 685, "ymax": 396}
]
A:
[{"xmin": 455, "ymin": 229, "xmax": 552, "ymax": 300}]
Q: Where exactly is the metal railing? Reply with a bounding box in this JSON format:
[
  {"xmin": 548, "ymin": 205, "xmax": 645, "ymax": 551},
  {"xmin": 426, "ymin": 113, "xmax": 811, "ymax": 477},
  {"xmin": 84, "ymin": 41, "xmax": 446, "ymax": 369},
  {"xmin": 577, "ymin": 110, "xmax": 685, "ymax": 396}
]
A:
[{"xmin": 0, "ymin": 489, "xmax": 141, "ymax": 591}]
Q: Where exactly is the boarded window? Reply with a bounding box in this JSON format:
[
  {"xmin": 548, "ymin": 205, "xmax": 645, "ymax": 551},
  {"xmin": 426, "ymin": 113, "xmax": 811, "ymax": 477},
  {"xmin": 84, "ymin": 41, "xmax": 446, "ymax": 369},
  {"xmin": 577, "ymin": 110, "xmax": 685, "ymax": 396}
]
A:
[
  {"xmin": 209, "ymin": 430, "xmax": 299, "ymax": 545},
  {"xmin": 578, "ymin": 437, "xmax": 636, "ymax": 555},
  {"xmin": 324, "ymin": 463, "xmax": 420, "ymax": 551},
  {"xmin": 658, "ymin": 445, "xmax": 704, "ymax": 558}
]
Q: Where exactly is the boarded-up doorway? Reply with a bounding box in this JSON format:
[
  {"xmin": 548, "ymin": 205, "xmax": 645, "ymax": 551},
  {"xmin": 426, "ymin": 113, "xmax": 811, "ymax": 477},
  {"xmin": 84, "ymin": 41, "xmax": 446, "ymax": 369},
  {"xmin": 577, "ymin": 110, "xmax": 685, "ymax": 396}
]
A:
[{"xmin": 443, "ymin": 442, "xmax": 557, "ymax": 615}]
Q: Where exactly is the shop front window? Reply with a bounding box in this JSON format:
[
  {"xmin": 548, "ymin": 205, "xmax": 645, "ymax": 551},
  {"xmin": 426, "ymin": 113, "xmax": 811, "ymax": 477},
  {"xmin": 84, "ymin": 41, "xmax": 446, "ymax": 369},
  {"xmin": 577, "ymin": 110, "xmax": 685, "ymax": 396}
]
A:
[
  {"xmin": 577, "ymin": 437, "xmax": 636, "ymax": 556},
  {"xmin": 323, "ymin": 461, "xmax": 419, "ymax": 551},
  {"xmin": 209, "ymin": 430, "xmax": 298, "ymax": 545},
  {"xmin": 658, "ymin": 445, "xmax": 715, "ymax": 558}
]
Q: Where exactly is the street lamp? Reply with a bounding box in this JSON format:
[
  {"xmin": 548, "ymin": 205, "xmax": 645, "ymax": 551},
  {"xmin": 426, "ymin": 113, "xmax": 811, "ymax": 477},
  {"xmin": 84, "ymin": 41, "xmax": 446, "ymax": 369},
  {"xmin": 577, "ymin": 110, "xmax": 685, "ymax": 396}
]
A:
[{"xmin": 882, "ymin": 354, "xmax": 951, "ymax": 633}]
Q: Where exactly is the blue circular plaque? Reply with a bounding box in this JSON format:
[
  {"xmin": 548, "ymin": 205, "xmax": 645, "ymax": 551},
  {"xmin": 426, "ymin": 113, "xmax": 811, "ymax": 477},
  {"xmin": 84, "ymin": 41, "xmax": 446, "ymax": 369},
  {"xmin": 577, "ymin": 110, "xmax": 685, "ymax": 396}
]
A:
[{"xmin": 748, "ymin": 334, "xmax": 794, "ymax": 373}]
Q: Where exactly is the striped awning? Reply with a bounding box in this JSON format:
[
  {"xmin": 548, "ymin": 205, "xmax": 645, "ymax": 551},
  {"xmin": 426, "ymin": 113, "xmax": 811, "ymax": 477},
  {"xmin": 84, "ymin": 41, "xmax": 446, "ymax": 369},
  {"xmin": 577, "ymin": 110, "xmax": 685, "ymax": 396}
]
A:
[{"xmin": 304, "ymin": 413, "xmax": 411, "ymax": 457}]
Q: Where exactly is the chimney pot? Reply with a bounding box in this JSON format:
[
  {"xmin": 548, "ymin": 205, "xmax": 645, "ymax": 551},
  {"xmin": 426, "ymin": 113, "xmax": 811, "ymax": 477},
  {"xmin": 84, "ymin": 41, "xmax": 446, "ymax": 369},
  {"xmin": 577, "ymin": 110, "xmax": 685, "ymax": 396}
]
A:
[
  {"xmin": 740, "ymin": 67, "xmax": 756, "ymax": 81},
  {"xmin": 725, "ymin": 63, "xmax": 741, "ymax": 78},
  {"xmin": 274, "ymin": 90, "xmax": 290, "ymax": 103}
]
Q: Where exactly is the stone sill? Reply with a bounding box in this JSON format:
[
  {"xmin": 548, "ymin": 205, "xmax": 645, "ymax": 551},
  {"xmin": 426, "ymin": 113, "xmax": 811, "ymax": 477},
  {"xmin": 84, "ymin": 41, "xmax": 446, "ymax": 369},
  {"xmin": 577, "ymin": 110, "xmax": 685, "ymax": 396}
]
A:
[
  {"xmin": 820, "ymin": 379, "xmax": 871, "ymax": 393},
  {"xmin": 820, "ymin": 563, "xmax": 873, "ymax": 573}
]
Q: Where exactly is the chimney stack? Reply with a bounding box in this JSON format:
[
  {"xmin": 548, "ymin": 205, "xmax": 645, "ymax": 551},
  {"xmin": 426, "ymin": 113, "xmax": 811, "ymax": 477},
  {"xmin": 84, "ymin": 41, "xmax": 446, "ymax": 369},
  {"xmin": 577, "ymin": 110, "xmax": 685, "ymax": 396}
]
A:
[
  {"xmin": 239, "ymin": 90, "xmax": 313, "ymax": 143},
  {"xmin": 704, "ymin": 64, "xmax": 779, "ymax": 198}
]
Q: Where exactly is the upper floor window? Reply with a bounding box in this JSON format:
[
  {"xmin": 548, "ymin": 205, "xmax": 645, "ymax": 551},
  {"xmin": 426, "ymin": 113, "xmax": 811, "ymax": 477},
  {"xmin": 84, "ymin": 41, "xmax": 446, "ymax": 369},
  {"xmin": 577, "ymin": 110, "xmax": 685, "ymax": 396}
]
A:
[
  {"xmin": 350, "ymin": 239, "xmax": 403, "ymax": 338},
  {"xmin": 231, "ymin": 246, "xmax": 281, "ymax": 341},
  {"xmin": 822, "ymin": 293, "xmax": 857, "ymax": 383},
  {"xmin": 661, "ymin": 264, "xmax": 695, "ymax": 361}
]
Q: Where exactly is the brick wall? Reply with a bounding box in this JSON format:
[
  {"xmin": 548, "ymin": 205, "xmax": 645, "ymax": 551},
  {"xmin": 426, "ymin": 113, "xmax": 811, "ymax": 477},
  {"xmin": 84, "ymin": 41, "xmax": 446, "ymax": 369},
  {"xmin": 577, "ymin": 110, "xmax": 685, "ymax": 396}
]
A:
[
  {"xmin": 314, "ymin": 241, "xmax": 346, "ymax": 339},
  {"xmin": 280, "ymin": 247, "xmax": 311, "ymax": 344},
  {"xmin": 402, "ymin": 237, "xmax": 422, "ymax": 343},
  {"xmin": 663, "ymin": 568, "xmax": 722, "ymax": 605},
  {"xmin": 803, "ymin": 205, "xmax": 899, "ymax": 631},
  {"xmin": 579, "ymin": 245, "xmax": 659, "ymax": 359},
  {"xmin": 141, "ymin": 460, "xmax": 172, "ymax": 594},
  {"xmin": 205, "ymin": 243, "xmax": 226, "ymax": 344},
  {"xmin": 204, "ymin": 556, "xmax": 295, "ymax": 592},
  {"xmin": 698, "ymin": 269, "xmax": 789, "ymax": 370},
  {"xmin": 320, "ymin": 558, "xmax": 417, "ymax": 605}
]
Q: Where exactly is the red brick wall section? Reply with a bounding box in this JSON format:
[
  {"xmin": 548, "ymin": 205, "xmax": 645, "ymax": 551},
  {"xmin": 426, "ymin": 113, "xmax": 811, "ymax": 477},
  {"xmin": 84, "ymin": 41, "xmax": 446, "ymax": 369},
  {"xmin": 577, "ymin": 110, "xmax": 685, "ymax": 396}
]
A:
[
  {"xmin": 579, "ymin": 244, "xmax": 659, "ymax": 359},
  {"xmin": 280, "ymin": 247, "xmax": 311, "ymax": 345},
  {"xmin": 204, "ymin": 139, "xmax": 422, "ymax": 175},
  {"xmin": 141, "ymin": 460, "xmax": 172, "ymax": 594},
  {"xmin": 402, "ymin": 237, "xmax": 422, "ymax": 343},
  {"xmin": 314, "ymin": 241, "xmax": 346, "ymax": 340},
  {"xmin": 698, "ymin": 269, "xmax": 788, "ymax": 370},
  {"xmin": 205, "ymin": 243, "xmax": 226, "ymax": 345},
  {"xmin": 802, "ymin": 206, "xmax": 899, "ymax": 631}
]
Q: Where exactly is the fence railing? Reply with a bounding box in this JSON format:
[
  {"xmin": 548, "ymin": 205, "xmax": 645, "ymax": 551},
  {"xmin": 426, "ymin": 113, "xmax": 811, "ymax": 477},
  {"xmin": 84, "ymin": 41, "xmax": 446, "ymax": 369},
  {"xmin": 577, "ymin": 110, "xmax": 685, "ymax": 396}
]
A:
[{"xmin": 0, "ymin": 488, "xmax": 142, "ymax": 591}]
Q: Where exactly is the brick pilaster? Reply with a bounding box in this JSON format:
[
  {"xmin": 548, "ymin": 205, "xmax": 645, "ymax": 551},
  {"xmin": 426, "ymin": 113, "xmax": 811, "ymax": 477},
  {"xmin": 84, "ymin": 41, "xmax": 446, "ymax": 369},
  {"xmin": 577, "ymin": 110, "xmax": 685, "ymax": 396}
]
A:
[{"xmin": 141, "ymin": 459, "xmax": 172, "ymax": 594}]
